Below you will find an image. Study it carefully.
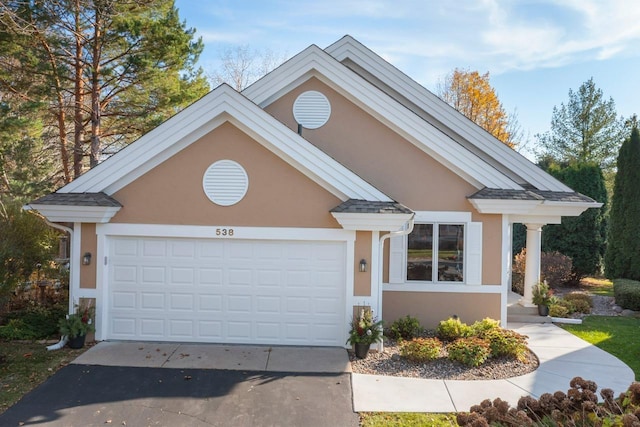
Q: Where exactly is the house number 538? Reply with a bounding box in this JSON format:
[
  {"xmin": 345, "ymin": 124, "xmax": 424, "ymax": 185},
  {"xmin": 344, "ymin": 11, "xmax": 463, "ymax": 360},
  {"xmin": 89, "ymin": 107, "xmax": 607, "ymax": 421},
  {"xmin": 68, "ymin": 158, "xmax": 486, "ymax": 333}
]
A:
[{"xmin": 216, "ymin": 228, "xmax": 234, "ymax": 236}]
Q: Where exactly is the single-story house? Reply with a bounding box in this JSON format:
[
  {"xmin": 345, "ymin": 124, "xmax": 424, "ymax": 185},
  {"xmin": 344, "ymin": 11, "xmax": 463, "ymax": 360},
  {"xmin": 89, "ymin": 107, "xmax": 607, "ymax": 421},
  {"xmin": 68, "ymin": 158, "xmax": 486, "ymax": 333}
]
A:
[{"xmin": 25, "ymin": 35, "xmax": 600, "ymax": 347}]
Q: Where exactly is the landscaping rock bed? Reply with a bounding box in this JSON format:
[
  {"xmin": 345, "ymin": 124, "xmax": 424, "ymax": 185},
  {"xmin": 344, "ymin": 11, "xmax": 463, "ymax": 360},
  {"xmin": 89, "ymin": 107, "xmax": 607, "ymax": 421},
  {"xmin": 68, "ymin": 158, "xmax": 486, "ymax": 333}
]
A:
[{"xmin": 349, "ymin": 337, "xmax": 539, "ymax": 381}]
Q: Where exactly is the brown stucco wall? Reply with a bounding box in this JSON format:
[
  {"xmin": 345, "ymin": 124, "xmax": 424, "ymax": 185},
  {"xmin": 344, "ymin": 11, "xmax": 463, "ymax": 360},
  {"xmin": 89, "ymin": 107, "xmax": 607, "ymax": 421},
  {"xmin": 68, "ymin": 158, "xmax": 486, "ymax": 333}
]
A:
[
  {"xmin": 354, "ymin": 231, "xmax": 372, "ymax": 296},
  {"xmin": 265, "ymin": 78, "xmax": 476, "ymax": 211},
  {"xmin": 383, "ymin": 291, "xmax": 501, "ymax": 329},
  {"xmin": 80, "ymin": 223, "xmax": 96, "ymax": 289},
  {"xmin": 266, "ymin": 78, "xmax": 503, "ymax": 285},
  {"xmin": 111, "ymin": 122, "xmax": 342, "ymax": 228}
]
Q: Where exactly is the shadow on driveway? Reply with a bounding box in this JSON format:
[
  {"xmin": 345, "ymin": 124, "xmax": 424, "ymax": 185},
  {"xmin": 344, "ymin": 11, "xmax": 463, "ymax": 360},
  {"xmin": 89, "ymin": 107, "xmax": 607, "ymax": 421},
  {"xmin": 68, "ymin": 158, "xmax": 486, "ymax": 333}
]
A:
[{"xmin": 0, "ymin": 364, "xmax": 358, "ymax": 426}]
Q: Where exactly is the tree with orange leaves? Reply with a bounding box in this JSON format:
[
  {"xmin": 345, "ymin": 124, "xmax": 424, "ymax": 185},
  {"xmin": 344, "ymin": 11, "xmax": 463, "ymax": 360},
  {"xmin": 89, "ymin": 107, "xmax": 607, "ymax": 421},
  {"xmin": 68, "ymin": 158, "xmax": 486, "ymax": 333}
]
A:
[{"xmin": 438, "ymin": 68, "xmax": 519, "ymax": 148}]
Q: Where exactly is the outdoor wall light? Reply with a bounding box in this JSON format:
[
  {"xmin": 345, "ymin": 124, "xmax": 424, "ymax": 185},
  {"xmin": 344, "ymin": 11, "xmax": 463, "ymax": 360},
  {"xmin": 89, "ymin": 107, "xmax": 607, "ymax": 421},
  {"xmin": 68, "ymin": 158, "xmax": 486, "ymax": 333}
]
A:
[
  {"xmin": 359, "ymin": 259, "xmax": 367, "ymax": 273},
  {"xmin": 82, "ymin": 252, "xmax": 92, "ymax": 266}
]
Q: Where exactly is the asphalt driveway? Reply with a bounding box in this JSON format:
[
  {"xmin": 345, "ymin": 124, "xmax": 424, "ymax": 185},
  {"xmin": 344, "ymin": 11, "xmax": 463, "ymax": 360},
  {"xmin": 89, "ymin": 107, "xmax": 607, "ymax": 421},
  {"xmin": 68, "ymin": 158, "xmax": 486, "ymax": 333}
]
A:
[{"xmin": 0, "ymin": 343, "xmax": 359, "ymax": 427}]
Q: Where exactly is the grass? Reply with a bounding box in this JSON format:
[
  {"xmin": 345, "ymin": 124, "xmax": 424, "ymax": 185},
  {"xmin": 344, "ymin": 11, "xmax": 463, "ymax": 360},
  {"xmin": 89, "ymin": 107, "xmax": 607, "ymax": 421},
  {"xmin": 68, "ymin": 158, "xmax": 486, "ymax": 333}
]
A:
[
  {"xmin": 360, "ymin": 412, "xmax": 459, "ymax": 426},
  {"xmin": 561, "ymin": 315, "xmax": 640, "ymax": 380},
  {"xmin": 0, "ymin": 341, "xmax": 88, "ymax": 414},
  {"xmin": 578, "ymin": 277, "xmax": 614, "ymax": 296}
]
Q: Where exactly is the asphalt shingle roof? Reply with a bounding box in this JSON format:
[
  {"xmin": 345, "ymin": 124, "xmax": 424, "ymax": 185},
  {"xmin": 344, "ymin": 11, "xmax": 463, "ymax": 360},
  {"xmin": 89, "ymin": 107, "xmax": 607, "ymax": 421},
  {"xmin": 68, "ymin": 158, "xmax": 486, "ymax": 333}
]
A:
[
  {"xmin": 30, "ymin": 192, "xmax": 122, "ymax": 207},
  {"xmin": 330, "ymin": 199, "xmax": 413, "ymax": 214},
  {"xmin": 468, "ymin": 188, "xmax": 596, "ymax": 204}
]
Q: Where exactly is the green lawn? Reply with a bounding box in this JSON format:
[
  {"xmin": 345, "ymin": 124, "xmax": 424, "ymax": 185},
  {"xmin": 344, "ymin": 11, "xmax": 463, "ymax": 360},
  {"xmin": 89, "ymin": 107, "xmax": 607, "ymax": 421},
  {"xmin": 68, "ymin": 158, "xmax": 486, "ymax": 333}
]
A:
[
  {"xmin": 360, "ymin": 412, "xmax": 458, "ymax": 426},
  {"xmin": 561, "ymin": 315, "xmax": 640, "ymax": 380},
  {"xmin": 0, "ymin": 341, "xmax": 88, "ymax": 414}
]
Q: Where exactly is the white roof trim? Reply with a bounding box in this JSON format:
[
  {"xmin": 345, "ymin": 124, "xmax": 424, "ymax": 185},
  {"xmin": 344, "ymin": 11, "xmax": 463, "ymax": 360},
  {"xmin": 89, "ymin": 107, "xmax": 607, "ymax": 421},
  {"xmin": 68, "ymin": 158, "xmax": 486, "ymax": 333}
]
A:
[
  {"xmin": 469, "ymin": 198, "xmax": 602, "ymax": 217},
  {"xmin": 242, "ymin": 45, "xmax": 522, "ymax": 191},
  {"xmin": 325, "ymin": 35, "xmax": 573, "ymax": 192},
  {"xmin": 331, "ymin": 212, "xmax": 413, "ymax": 231},
  {"xmin": 26, "ymin": 204, "xmax": 121, "ymax": 223},
  {"xmin": 57, "ymin": 85, "xmax": 391, "ymax": 202}
]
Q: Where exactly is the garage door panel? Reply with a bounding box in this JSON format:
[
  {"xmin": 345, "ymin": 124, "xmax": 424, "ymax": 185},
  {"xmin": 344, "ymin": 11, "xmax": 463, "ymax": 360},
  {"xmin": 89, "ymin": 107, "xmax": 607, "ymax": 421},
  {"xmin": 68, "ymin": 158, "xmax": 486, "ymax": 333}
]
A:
[
  {"xmin": 107, "ymin": 237, "xmax": 346, "ymax": 345},
  {"xmin": 142, "ymin": 239, "xmax": 166, "ymax": 257}
]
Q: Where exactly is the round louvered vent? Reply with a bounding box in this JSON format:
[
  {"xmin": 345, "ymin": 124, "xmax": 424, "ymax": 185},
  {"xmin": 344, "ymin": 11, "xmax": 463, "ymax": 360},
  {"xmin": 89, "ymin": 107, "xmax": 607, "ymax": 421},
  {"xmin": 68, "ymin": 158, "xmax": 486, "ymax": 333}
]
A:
[
  {"xmin": 293, "ymin": 90, "xmax": 331, "ymax": 129},
  {"xmin": 202, "ymin": 160, "xmax": 248, "ymax": 206}
]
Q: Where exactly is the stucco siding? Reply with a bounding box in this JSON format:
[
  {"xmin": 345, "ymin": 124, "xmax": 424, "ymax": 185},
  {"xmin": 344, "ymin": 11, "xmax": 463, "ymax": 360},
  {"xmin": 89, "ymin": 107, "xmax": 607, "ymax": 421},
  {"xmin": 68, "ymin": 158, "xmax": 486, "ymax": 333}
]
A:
[
  {"xmin": 111, "ymin": 122, "xmax": 342, "ymax": 228},
  {"xmin": 383, "ymin": 291, "xmax": 501, "ymax": 329}
]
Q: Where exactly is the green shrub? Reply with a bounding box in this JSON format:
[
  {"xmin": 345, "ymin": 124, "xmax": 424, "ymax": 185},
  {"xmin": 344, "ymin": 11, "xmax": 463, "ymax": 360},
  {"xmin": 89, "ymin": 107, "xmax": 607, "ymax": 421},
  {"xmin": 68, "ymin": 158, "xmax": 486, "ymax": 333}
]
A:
[
  {"xmin": 436, "ymin": 317, "xmax": 472, "ymax": 341},
  {"xmin": 1, "ymin": 303, "xmax": 66, "ymax": 340},
  {"xmin": 569, "ymin": 298, "xmax": 591, "ymax": 314},
  {"xmin": 614, "ymin": 279, "xmax": 640, "ymax": 310},
  {"xmin": 483, "ymin": 329, "xmax": 528, "ymax": 361},
  {"xmin": 549, "ymin": 304, "xmax": 570, "ymax": 318},
  {"xmin": 399, "ymin": 337, "xmax": 443, "ymax": 362},
  {"xmin": 387, "ymin": 315, "xmax": 423, "ymax": 341},
  {"xmin": 0, "ymin": 319, "xmax": 35, "ymax": 340},
  {"xmin": 470, "ymin": 318, "xmax": 501, "ymax": 336},
  {"xmin": 563, "ymin": 292, "xmax": 593, "ymax": 308},
  {"xmin": 446, "ymin": 337, "xmax": 491, "ymax": 367}
]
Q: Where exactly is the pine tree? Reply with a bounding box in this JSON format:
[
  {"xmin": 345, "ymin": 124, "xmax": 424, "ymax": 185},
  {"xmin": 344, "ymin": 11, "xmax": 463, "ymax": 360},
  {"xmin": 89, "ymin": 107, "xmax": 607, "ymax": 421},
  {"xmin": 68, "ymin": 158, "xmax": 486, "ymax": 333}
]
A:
[
  {"xmin": 0, "ymin": 0, "xmax": 210, "ymax": 182},
  {"xmin": 605, "ymin": 127, "xmax": 640, "ymax": 279},
  {"xmin": 537, "ymin": 78, "xmax": 624, "ymax": 170}
]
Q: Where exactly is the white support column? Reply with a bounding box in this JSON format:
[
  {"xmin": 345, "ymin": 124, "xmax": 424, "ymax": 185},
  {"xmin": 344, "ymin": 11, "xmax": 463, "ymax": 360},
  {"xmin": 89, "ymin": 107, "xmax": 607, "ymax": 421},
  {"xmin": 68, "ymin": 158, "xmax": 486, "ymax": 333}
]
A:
[{"xmin": 520, "ymin": 223, "xmax": 543, "ymax": 307}]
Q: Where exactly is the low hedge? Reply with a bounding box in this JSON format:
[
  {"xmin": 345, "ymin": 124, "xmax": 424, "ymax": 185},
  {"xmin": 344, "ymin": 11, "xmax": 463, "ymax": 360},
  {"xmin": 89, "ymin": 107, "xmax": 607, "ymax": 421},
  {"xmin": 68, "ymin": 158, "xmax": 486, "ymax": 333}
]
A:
[{"xmin": 614, "ymin": 279, "xmax": 640, "ymax": 311}]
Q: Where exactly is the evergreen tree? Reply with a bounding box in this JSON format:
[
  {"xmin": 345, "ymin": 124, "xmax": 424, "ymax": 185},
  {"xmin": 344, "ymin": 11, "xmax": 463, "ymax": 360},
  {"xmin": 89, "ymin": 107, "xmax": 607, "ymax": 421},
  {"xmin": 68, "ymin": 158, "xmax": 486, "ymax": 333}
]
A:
[
  {"xmin": 537, "ymin": 78, "xmax": 624, "ymax": 170},
  {"xmin": 605, "ymin": 127, "xmax": 640, "ymax": 279},
  {"xmin": 541, "ymin": 162, "xmax": 608, "ymax": 278},
  {"xmin": 0, "ymin": 0, "xmax": 210, "ymax": 182}
]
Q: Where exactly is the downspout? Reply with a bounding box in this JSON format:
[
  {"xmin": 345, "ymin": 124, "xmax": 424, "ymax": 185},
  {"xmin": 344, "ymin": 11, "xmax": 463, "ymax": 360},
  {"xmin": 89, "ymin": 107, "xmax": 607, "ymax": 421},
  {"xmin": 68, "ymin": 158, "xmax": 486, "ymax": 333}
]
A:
[
  {"xmin": 377, "ymin": 214, "xmax": 415, "ymax": 350},
  {"xmin": 23, "ymin": 205, "xmax": 73, "ymax": 351}
]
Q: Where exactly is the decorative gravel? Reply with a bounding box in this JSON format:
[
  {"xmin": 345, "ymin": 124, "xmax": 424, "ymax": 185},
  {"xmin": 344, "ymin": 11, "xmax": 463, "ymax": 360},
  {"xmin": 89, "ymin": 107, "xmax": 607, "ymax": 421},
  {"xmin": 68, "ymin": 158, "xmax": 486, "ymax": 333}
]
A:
[
  {"xmin": 349, "ymin": 338, "xmax": 539, "ymax": 380},
  {"xmin": 351, "ymin": 293, "xmax": 617, "ymax": 381}
]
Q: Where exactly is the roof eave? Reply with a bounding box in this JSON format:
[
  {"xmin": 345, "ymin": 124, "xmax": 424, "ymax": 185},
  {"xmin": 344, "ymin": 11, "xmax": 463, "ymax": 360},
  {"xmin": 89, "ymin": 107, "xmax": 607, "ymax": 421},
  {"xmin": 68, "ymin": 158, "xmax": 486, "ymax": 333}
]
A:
[
  {"xmin": 25, "ymin": 203, "xmax": 121, "ymax": 223},
  {"xmin": 331, "ymin": 211, "xmax": 414, "ymax": 231}
]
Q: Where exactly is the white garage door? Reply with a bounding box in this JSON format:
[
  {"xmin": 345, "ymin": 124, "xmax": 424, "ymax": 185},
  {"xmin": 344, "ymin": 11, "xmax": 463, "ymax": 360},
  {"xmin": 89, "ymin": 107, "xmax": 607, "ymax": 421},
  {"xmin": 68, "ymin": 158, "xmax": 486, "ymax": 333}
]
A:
[{"xmin": 106, "ymin": 236, "xmax": 346, "ymax": 346}]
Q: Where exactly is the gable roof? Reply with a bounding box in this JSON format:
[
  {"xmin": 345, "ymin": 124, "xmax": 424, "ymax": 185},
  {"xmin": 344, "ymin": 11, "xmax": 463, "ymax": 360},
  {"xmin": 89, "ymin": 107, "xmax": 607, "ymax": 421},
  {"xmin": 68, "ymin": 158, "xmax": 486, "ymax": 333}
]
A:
[
  {"xmin": 242, "ymin": 44, "xmax": 523, "ymax": 191},
  {"xmin": 324, "ymin": 35, "xmax": 573, "ymax": 193},
  {"xmin": 56, "ymin": 84, "xmax": 391, "ymax": 203}
]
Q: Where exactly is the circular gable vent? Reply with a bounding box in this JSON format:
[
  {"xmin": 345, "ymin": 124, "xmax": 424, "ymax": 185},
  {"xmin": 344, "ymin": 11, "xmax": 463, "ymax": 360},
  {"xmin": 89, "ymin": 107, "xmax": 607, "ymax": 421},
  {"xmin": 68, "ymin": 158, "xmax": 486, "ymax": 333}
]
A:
[
  {"xmin": 293, "ymin": 90, "xmax": 331, "ymax": 129},
  {"xmin": 202, "ymin": 160, "xmax": 248, "ymax": 206}
]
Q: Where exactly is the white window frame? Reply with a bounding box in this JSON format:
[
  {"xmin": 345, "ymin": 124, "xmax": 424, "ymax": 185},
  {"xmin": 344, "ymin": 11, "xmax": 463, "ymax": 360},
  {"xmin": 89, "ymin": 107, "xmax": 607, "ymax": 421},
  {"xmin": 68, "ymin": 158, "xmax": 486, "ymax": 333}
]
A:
[
  {"xmin": 407, "ymin": 222, "xmax": 465, "ymax": 283},
  {"xmin": 387, "ymin": 211, "xmax": 484, "ymax": 292}
]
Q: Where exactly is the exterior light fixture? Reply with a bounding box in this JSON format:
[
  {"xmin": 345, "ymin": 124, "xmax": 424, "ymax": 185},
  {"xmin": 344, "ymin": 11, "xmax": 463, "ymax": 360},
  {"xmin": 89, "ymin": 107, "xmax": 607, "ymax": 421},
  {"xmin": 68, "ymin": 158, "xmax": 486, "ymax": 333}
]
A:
[
  {"xmin": 82, "ymin": 252, "xmax": 92, "ymax": 266},
  {"xmin": 359, "ymin": 259, "xmax": 367, "ymax": 273}
]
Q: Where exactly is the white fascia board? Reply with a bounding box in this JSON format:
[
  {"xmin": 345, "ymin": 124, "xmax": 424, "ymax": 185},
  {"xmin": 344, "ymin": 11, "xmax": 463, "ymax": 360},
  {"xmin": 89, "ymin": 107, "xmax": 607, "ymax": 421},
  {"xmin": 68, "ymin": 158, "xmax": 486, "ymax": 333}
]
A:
[
  {"xmin": 471, "ymin": 199, "xmax": 601, "ymax": 217},
  {"xmin": 468, "ymin": 199, "xmax": 543, "ymax": 214},
  {"xmin": 325, "ymin": 36, "xmax": 572, "ymax": 192},
  {"xmin": 27, "ymin": 204, "xmax": 120, "ymax": 223},
  {"xmin": 331, "ymin": 212, "xmax": 413, "ymax": 231},
  {"xmin": 243, "ymin": 45, "xmax": 522, "ymax": 191},
  {"xmin": 57, "ymin": 85, "xmax": 390, "ymax": 202}
]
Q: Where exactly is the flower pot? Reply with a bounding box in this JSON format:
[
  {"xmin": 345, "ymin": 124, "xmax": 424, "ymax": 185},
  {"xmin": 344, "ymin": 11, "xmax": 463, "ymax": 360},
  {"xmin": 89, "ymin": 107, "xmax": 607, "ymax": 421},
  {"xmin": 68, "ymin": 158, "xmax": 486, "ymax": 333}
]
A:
[
  {"xmin": 354, "ymin": 343, "xmax": 370, "ymax": 359},
  {"xmin": 538, "ymin": 305, "xmax": 550, "ymax": 316},
  {"xmin": 67, "ymin": 334, "xmax": 86, "ymax": 349}
]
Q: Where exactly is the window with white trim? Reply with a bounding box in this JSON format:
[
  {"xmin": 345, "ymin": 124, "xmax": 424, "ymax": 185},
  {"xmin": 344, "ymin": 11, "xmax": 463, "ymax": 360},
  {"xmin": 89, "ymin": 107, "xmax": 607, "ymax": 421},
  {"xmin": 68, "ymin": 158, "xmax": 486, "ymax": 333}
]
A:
[
  {"xmin": 388, "ymin": 212, "xmax": 483, "ymax": 286},
  {"xmin": 407, "ymin": 223, "xmax": 464, "ymax": 282}
]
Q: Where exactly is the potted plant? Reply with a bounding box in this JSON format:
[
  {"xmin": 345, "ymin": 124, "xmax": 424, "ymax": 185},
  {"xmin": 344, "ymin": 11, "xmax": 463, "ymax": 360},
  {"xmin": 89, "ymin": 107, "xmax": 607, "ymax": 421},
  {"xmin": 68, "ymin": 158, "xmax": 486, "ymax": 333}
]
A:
[
  {"xmin": 347, "ymin": 307, "xmax": 383, "ymax": 359},
  {"xmin": 532, "ymin": 281, "xmax": 553, "ymax": 316},
  {"xmin": 59, "ymin": 302, "xmax": 95, "ymax": 349}
]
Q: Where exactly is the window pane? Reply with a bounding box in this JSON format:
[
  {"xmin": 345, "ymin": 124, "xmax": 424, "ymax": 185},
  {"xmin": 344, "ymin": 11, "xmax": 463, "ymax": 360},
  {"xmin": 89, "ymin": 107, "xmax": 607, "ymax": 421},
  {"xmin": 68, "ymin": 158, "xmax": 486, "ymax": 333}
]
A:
[
  {"xmin": 438, "ymin": 224, "xmax": 464, "ymax": 282},
  {"xmin": 407, "ymin": 224, "xmax": 433, "ymax": 281}
]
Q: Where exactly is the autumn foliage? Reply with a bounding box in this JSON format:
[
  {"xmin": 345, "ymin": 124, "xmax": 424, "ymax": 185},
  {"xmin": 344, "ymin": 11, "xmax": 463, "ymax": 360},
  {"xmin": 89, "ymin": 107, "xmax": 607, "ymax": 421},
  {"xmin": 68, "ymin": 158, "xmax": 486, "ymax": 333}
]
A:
[{"xmin": 439, "ymin": 68, "xmax": 517, "ymax": 148}]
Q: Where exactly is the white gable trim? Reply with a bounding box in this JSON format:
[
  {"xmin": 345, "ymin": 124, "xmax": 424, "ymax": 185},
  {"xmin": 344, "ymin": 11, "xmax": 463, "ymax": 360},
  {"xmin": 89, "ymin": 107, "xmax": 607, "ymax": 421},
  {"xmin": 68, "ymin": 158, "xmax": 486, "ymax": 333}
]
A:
[
  {"xmin": 325, "ymin": 35, "xmax": 573, "ymax": 192},
  {"xmin": 57, "ymin": 85, "xmax": 391, "ymax": 203},
  {"xmin": 242, "ymin": 46, "xmax": 522, "ymax": 191}
]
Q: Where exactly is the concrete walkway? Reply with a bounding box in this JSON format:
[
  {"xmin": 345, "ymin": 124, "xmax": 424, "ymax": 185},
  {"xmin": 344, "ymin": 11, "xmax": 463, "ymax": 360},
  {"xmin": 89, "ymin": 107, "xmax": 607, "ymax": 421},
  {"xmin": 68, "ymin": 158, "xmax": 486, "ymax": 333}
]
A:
[{"xmin": 352, "ymin": 323, "xmax": 636, "ymax": 412}]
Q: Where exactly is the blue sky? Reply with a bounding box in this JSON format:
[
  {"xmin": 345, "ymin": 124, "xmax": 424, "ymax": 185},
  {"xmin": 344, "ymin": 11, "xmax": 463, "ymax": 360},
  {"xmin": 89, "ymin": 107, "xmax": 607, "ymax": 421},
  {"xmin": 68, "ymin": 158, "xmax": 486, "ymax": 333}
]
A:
[{"xmin": 175, "ymin": 0, "xmax": 640, "ymax": 157}]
